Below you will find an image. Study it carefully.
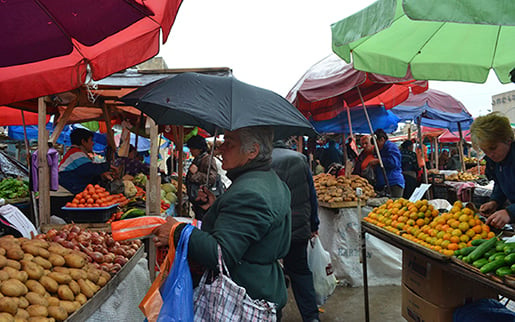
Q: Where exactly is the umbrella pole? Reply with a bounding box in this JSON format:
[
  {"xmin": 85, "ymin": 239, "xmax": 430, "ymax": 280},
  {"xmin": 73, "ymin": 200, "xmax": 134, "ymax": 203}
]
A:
[
  {"xmin": 356, "ymin": 87, "xmax": 390, "ymax": 196},
  {"xmin": 205, "ymin": 129, "xmax": 218, "ymax": 187},
  {"xmin": 435, "ymin": 137, "xmax": 439, "ymax": 170},
  {"xmin": 176, "ymin": 126, "xmax": 185, "ymax": 216},
  {"xmin": 417, "ymin": 117, "xmax": 428, "ymax": 184},
  {"xmin": 21, "ymin": 110, "xmax": 39, "ymax": 228},
  {"xmin": 457, "ymin": 122, "xmax": 466, "ymax": 171}
]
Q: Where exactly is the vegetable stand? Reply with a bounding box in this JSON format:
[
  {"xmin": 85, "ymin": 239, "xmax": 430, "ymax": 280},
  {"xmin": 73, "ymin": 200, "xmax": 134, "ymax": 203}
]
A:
[{"xmin": 360, "ymin": 220, "xmax": 515, "ymax": 322}]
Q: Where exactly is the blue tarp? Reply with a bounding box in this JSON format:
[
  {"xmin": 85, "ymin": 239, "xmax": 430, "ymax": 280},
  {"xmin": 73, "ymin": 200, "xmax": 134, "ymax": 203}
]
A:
[
  {"xmin": 390, "ymin": 104, "xmax": 473, "ymax": 131},
  {"xmin": 310, "ymin": 105, "xmax": 400, "ymax": 134},
  {"xmin": 8, "ymin": 124, "xmax": 108, "ymax": 154}
]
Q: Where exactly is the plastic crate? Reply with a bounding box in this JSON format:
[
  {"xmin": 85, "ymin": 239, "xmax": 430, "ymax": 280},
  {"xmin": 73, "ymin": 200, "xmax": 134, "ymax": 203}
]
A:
[
  {"xmin": 60, "ymin": 204, "xmax": 118, "ymax": 223},
  {"xmin": 430, "ymin": 184, "xmax": 448, "ymax": 200},
  {"xmin": 428, "ymin": 173, "xmax": 445, "ymax": 184}
]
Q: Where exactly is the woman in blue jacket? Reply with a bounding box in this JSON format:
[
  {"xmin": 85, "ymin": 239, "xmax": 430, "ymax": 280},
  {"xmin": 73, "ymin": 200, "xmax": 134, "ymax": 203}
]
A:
[
  {"xmin": 369, "ymin": 129, "xmax": 405, "ymax": 198},
  {"xmin": 471, "ymin": 112, "xmax": 515, "ymax": 229}
]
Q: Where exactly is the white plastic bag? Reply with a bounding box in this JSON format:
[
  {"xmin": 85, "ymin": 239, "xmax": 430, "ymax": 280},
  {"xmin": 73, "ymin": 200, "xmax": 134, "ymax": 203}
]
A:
[{"xmin": 307, "ymin": 235, "xmax": 337, "ymax": 305}]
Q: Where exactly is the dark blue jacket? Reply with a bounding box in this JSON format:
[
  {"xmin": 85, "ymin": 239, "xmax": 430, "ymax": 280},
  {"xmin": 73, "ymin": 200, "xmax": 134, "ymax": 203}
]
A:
[
  {"xmin": 375, "ymin": 140, "xmax": 405, "ymax": 189},
  {"xmin": 272, "ymin": 144, "xmax": 319, "ymax": 241},
  {"xmin": 486, "ymin": 142, "xmax": 515, "ymax": 222}
]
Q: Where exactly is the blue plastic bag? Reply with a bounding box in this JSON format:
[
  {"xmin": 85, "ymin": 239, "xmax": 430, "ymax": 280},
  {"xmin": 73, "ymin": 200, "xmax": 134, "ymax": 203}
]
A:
[{"xmin": 157, "ymin": 224, "xmax": 194, "ymax": 322}]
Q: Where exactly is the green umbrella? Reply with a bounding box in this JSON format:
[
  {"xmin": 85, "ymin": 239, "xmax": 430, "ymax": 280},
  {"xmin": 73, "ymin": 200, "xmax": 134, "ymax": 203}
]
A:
[{"xmin": 331, "ymin": 0, "xmax": 515, "ymax": 84}]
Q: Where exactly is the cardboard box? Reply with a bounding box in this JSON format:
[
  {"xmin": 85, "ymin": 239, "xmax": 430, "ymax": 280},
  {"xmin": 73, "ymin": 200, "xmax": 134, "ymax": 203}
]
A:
[
  {"xmin": 402, "ymin": 283, "xmax": 455, "ymax": 322},
  {"xmin": 402, "ymin": 249, "xmax": 497, "ymax": 307}
]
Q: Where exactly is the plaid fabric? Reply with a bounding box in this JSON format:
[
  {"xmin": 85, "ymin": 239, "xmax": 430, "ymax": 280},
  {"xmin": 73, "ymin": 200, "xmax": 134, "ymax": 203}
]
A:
[{"xmin": 193, "ymin": 245, "xmax": 277, "ymax": 321}]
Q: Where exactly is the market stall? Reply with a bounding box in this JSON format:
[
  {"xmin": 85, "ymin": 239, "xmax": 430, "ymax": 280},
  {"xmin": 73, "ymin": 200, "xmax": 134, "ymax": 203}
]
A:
[
  {"xmin": 314, "ymin": 173, "xmax": 402, "ymax": 286},
  {"xmin": 360, "ymin": 198, "xmax": 514, "ymax": 322}
]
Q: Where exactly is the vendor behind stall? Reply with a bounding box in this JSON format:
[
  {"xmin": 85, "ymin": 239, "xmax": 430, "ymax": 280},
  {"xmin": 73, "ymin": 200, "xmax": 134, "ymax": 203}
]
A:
[
  {"xmin": 58, "ymin": 128, "xmax": 117, "ymax": 195},
  {"xmin": 470, "ymin": 112, "xmax": 515, "ymax": 229}
]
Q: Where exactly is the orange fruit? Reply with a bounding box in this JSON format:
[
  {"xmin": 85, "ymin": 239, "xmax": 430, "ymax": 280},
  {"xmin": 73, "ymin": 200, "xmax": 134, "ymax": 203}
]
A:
[
  {"xmin": 472, "ymin": 225, "xmax": 482, "ymax": 234},
  {"xmin": 450, "ymin": 236, "xmax": 460, "ymax": 244},
  {"xmin": 451, "ymin": 229, "xmax": 462, "ymax": 237},
  {"xmin": 442, "ymin": 233, "xmax": 451, "ymax": 241},
  {"xmin": 416, "ymin": 218, "xmax": 425, "ymax": 227},
  {"xmin": 441, "ymin": 240, "xmax": 451, "ymax": 249},
  {"xmin": 460, "ymin": 234, "xmax": 470, "ymax": 243},
  {"xmin": 458, "ymin": 222, "xmax": 470, "ymax": 232},
  {"xmin": 447, "ymin": 243, "xmax": 459, "ymax": 251},
  {"xmin": 487, "ymin": 232, "xmax": 495, "ymax": 239}
]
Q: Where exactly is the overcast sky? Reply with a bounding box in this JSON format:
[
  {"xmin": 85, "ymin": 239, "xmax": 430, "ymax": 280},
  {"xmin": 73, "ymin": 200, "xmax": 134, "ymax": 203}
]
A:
[{"xmin": 159, "ymin": 0, "xmax": 515, "ymax": 117}]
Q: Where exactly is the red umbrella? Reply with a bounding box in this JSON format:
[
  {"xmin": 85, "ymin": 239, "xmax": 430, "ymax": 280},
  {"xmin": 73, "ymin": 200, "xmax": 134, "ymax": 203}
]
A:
[
  {"xmin": 286, "ymin": 54, "xmax": 428, "ymax": 122},
  {"xmin": 0, "ymin": 0, "xmax": 183, "ymax": 106},
  {"xmin": 0, "ymin": 107, "xmax": 50, "ymax": 126}
]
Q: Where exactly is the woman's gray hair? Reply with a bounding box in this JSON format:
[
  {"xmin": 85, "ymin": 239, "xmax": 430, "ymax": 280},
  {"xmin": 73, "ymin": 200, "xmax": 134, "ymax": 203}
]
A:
[{"xmin": 237, "ymin": 126, "xmax": 274, "ymax": 162}]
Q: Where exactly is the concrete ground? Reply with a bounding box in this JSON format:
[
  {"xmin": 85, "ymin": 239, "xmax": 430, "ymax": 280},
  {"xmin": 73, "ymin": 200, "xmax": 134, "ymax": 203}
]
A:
[{"xmin": 281, "ymin": 284, "xmax": 403, "ymax": 322}]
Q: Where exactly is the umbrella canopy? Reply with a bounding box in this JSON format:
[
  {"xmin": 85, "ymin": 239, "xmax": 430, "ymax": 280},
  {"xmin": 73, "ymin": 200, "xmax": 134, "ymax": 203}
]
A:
[
  {"xmin": 390, "ymin": 89, "xmax": 474, "ymax": 131},
  {"xmin": 332, "ymin": 0, "xmax": 515, "ymax": 84},
  {"xmin": 286, "ymin": 54, "xmax": 428, "ymax": 121},
  {"xmin": 120, "ymin": 72, "xmax": 317, "ymax": 139},
  {"xmin": 0, "ymin": 0, "xmax": 183, "ymax": 106},
  {"xmin": 310, "ymin": 105, "xmax": 400, "ymax": 134},
  {"xmin": 439, "ymin": 129, "xmax": 472, "ymax": 143}
]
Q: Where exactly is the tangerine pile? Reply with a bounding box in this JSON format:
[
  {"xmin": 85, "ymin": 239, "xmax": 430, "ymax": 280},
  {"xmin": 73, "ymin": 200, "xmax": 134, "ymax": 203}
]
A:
[
  {"xmin": 363, "ymin": 199, "xmax": 494, "ymax": 256},
  {"xmin": 65, "ymin": 184, "xmax": 129, "ymax": 208}
]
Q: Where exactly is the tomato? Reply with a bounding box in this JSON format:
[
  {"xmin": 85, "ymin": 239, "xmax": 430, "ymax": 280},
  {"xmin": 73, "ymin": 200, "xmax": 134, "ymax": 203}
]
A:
[
  {"xmin": 100, "ymin": 203, "xmax": 107, "ymax": 207},
  {"xmin": 79, "ymin": 198, "xmax": 86, "ymax": 204},
  {"xmin": 75, "ymin": 193, "xmax": 83, "ymax": 199},
  {"xmin": 78, "ymin": 204, "xmax": 86, "ymax": 208},
  {"xmin": 93, "ymin": 203, "xmax": 100, "ymax": 207},
  {"xmin": 92, "ymin": 194, "xmax": 99, "ymax": 200},
  {"xmin": 87, "ymin": 198, "xmax": 94, "ymax": 204},
  {"xmin": 72, "ymin": 199, "xmax": 80, "ymax": 204}
]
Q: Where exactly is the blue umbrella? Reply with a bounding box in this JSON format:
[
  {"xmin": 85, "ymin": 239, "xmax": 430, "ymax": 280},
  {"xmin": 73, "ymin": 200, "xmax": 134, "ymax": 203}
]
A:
[{"xmin": 310, "ymin": 105, "xmax": 400, "ymax": 134}]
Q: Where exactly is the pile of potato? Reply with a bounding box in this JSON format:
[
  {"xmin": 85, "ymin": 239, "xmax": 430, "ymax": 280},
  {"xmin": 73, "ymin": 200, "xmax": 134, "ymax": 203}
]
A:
[
  {"xmin": 314, "ymin": 173, "xmax": 376, "ymax": 203},
  {"xmin": 0, "ymin": 235, "xmax": 112, "ymax": 321},
  {"xmin": 445, "ymin": 172, "xmax": 479, "ymax": 181}
]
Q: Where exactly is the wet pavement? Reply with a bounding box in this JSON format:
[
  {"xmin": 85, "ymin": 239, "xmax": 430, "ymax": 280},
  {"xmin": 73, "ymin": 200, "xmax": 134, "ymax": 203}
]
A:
[{"xmin": 282, "ymin": 284, "xmax": 402, "ymax": 322}]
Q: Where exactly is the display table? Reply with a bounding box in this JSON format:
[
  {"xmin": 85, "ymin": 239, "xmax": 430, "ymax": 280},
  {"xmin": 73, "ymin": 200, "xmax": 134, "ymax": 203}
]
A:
[
  {"xmin": 318, "ymin": 204, "xmax": 401, "ymax": 287},
  {"xmin": 360, "ymin": 220, "xmax": 515, "ymax": 322},
  {"xmin": 62, "ymin": 246, "xmax": 151, "ymax": 321}
]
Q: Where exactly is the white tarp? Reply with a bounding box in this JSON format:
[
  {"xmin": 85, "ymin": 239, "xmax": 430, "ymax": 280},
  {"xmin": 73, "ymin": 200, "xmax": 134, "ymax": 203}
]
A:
[{"xmin": 318, "ymin": 206, "xmax": 402, "ymax": 287}]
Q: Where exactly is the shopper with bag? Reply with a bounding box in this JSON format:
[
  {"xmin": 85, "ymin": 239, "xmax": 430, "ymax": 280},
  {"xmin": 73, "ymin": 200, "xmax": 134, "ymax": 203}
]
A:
[
  {"xmin": 271, "ymin": 140, "xmax": 321, "ymax": 322},
  {"xmin": 185, "ymin": 135, "xmax": 219, "ymax": 220},
  {"xmin": 153, "ymin": 126, "xmax": 291, "ymax": 321}
]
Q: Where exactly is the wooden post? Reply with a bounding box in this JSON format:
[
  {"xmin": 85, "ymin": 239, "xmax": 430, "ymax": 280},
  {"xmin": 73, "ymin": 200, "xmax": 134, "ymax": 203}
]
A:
[
  {"xmin": 101, "ymin": 105, "xmax": 116, "ymax": 162},
  {"xmin": 148, "ymin": 119, "xmax": 160, "ymax": 216},
  {"xmin": 435, "ymin": 137, "xmax": 439, "ymax": 170},
  {"xmin": 457, "ymin": 122, "xmax": 466, "ymax": 172},
  {"xmin": 38, "ymin": 97, "xmax": 50, "ymax": 225}
]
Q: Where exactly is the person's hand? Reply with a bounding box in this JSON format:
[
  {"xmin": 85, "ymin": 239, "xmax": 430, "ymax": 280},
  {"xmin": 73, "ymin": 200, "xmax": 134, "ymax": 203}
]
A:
[
  {"xmin": 485, "ymin": 209, "xmax": 510, "ymax": 229},
  {"xmin": 101, "ymin": 171, "xmax": 114, "ymax": 181},
  {"xmin": 310, "ymin": 231, "xmax": 318, "ymax": 239},
  {"xmin": 197, "ymin": 185, "xmax": 215, "ymax": 210},
  {"xmin": 189, "ymin": 164, "xmax": 198, "ymax": 174},
  {"xmin": 368, "ymin": 159, "xmax": 379, "ymax": 167},
  {"xmin": 479, "ymin": 200, "xmax": 497, "ymax": 216},
  {"xmin": 152, "ymin": 216, "xmax": 179, "ymax": 247}
]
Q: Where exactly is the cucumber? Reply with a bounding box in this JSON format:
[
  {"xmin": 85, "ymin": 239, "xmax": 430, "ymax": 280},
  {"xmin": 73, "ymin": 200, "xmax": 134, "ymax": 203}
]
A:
[
  {"xmin": 120, "ymin": 208, "xmax": 146, "ymax": 220},
  {"xmin": 495, "ymin": 240, "xmax": 507, "ymax": 252},
  {"xmin": 481, "ymin": 258, "xmax": 506, "ymax": 274},
  {"xmin": 484, "ymin": 249, "xmax": 497, "ymax": 258},
  {"xmin": 496, "ymin": 266, "xmax": 513, "ymax": 277},
  {"xmin": 488, "ymin": 252, "xmax": 506, "ymax": 262},
  {"xmin": 459, "ymin": 246, "xmax": 477, "ymax": 257},
  {"xmin": 504, "ymin": 244, "xmax": 515, "ymax": 255},
  {"xmin": 471, "ymin": 239, "xmax": 488, "ymax": 246},
  {"xmin": 472, "ymin": 258, "xmax": 489, "ymax": 268},
  {"xmin": 504, "ymin": 253, "xmax": 515, "ymax": 266},
  {"xmin": 468, "ymin": 237, "xmax": 498, "ymax": 262},
  {"xmin": 511, "ymin": 263, "xmax": 515, "ymax": 272}
]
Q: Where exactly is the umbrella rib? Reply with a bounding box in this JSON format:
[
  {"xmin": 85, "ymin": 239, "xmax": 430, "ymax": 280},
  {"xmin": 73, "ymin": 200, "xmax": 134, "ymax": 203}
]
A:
[
  {"xmin": 490, "ymin": 26, "xmax": 502, "ymax": 68},
  {"xmin": 408, "ymin": 23, "xmax": 445, "ymax": 64}
]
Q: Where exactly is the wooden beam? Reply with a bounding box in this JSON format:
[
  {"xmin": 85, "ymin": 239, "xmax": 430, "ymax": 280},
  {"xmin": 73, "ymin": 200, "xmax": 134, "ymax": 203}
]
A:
[
  {"xmin": 38, "ymin": 97, "xmax": 50, "ymax": 225},
  {"xmin": 101, "ymin": 105, "xmax": 116, "ymax": 152},
  {"xmin": 177, "ymin": 126, "xmax": 184, "ymax": 217},
  {"xmin": 50, "ymin": 101, "xmax": 76, "ymax": 145}
]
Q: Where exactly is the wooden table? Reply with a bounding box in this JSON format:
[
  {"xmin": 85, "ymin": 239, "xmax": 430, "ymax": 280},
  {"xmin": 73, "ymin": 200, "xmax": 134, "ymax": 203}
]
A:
[{"xmin": 360, "ymin": 220, "xmax": 515, "ymax": 322}]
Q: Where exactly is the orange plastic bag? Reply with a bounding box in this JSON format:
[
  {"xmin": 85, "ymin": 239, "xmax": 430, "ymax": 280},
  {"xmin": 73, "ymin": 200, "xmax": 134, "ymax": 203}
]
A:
[
  {"xmin": 139, "ymin": 222, "xmax": 180, "ymax": 322},
  {"xmin": 111, "ymin": 216, "xmax": 166, "ymax": 241}
]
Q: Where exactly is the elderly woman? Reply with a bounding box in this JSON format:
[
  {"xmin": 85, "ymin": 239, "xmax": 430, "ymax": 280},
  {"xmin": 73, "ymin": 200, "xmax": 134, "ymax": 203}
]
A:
[
  {"xmin": 470, "ymin": 112, "xmax": 515, "ymax": 229},
  {"xmin": 153, "ymin": 126, "xmax": 292, "ymax": 318}
]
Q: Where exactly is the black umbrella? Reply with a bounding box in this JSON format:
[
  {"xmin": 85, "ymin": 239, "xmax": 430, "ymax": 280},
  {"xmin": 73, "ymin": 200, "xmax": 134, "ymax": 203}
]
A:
[{"xmin": 120, "ymin": 72, "xmax": 317, "ymax": 139}]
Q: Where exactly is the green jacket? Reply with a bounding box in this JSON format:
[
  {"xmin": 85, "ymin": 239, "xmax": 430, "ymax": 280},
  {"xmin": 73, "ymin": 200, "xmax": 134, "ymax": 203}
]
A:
[{"xmin": 187, "ymin": 166, "xmax": 292, "ymax": 309}]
